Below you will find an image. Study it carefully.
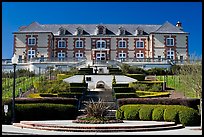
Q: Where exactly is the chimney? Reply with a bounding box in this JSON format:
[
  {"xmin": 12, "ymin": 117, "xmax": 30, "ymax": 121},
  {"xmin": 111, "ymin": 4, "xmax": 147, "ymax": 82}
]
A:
[{"xmin": 176, "ymin": 21, "xmax": 183, "ymax": 30}]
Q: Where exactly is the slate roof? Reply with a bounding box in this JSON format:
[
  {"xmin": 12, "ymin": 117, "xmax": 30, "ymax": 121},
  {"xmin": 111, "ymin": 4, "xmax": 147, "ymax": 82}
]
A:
[{"xmin": 17, "ymin": 21, "xmax": 188, "ymax": 35}]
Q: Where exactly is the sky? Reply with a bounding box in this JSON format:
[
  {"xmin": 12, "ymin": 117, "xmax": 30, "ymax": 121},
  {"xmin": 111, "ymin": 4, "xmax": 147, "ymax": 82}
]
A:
[{"xmin": 2, "ymin": 2, "xmax": 202, "ymax": 59}]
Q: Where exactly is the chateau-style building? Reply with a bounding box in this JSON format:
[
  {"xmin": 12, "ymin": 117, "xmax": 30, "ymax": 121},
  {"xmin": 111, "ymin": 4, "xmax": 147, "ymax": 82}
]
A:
[{"xmin": 13, "ymin": 21, "xmax": 189, "ymax": 63}]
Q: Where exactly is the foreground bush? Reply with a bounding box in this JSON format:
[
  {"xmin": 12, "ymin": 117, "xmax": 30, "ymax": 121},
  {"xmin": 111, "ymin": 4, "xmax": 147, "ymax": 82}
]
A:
[{"xmin": 116, "ymin": 104, "xmax": 200, "ymax": 126}]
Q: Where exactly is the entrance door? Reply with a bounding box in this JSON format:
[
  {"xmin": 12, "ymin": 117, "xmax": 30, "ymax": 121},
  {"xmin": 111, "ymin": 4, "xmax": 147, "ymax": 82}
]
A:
[{"xmin": 96, "ymin": 53, "xmax": 106, "ymax": 61}]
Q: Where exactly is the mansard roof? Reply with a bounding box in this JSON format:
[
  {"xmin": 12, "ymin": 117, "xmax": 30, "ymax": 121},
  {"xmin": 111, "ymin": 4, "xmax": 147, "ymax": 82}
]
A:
[{"xmin": 17, "ymin": 21, "xmax": 188, "ymax": 35}]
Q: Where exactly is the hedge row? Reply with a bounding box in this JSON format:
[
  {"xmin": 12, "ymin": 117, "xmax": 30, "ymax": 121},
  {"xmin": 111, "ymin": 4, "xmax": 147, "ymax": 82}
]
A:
[
  {"xmin": 108, "ymin": 68, "xmax": 122, "ymax": 75},
  {"xmin": 78, "ymin": 68, "xmax": 93, "ymax": 75},
  {"xmin": 69, "ymin": 83, "xmax": 88, "ymax": 88},
  {"xmin": 2, "ymin": 97, "xmax": 78, "ymax": 106},
  {"xmin": 116, "ymin": 104, "xmax": 200, "ymax": 126},
  {"xmin": 117, "ymin": 98, "xmax": 200, "ymax": 110},
  {"xmin": 14, "ymin": 103, "xmax": 77, "ymax": 122},
  {"xmin": 115, "ymin": 93, "xmax": 138, "ymax": 99},
  {"xmin": 113, "ymin": 87, "xmax": 135, "ymax": 93},
  {"xmin": 125, "ymin": 74, "xmax": 146, "ymax": 81},
  {"xmin": 112, "ymin": 83, "xmax": 129, "ymax": 87}
]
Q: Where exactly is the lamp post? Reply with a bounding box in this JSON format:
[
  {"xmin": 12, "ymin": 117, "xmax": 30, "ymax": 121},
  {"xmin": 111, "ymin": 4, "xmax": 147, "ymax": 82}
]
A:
[{"xmin": 11, "ymin": 54, "xmax": 18, "ymax": 123}]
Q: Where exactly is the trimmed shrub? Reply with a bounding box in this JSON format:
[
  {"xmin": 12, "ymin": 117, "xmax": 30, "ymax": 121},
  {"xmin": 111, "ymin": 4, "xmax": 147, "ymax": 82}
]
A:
[
  {"xmin": 139, "ymin": 105, "xmax": 155, "ymax": 121},
  {"xmin": 39, "ymin": 93, "xmax": 58, "ymax": 97},
  {"xmin": 136, "ymin": 91, "xmax": 170, "ymax": 98},
  {"xmin": 70, "ymin": 83, "xmax": 88, "ymax": 88},
  {"xmin": 78, "ymin": 68, "xmax": 93, "ymax": 75},
  {"xmin": 15, "ymin": 103, "xmax": 77, "ymax": 122},
  {"xmin": 112, "ymin": 83, "xmax": 129, "ymax": 87},
  {"xmin": 113, "ymin": 87, "xmax": 135, "ymax": 93},
  {"xmin": 178, "ymin": 106, "xmax": 200, "ymax": 126},
  {"xmin": 109, "ymin": 68, "xmax": 122, "ymax": 75},
  {"xmin": 58, "ymin": 92, "xmax": 83, "ymax": 99},
  {"xmin": 152, "ymin": 106, "xmax": 166, "ymax": 121},
  {"xmin": 163, "ymin": 106, "xmax": 180, "ymax": 123},
  {"xmin": 116, "ymin": 104, "xmax": 200, "ymax": 126},
  {"xmin": 125, "ymin": 74, "xmax": 146, "ymax": 81},
  {"xmin": 117, "ymin": 98, "xmax": 200, "ymax": 110},
  {"xmin": 70, "ymin": 87, "xmax": 87, "ymax": 93},
  {"xmin": 115, "ymin": 93, "xmax": 138, "ymax": 99}
]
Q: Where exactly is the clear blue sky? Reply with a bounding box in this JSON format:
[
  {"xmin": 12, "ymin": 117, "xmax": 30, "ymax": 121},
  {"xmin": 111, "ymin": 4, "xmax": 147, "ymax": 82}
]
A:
[{"xmin": 2, "ymin": 2, "xmax": 202, "ymax": 59}]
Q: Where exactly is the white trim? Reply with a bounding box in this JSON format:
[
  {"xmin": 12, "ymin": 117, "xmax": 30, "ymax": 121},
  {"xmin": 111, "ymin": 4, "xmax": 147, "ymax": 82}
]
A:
[
  {"xmin": 118, "ymin": 52, "xmax": 126, "ymax": 59},
  {"xmin": 75, "ymin": 52, "xmax": 84, "ymax": 58},
  {"xmin": 167, "ymin": 48, "xmax": 174, "ymax": 59},
  {"xmin": 136, "ymin": 52, "xmax": 144, "ymax": 58}
]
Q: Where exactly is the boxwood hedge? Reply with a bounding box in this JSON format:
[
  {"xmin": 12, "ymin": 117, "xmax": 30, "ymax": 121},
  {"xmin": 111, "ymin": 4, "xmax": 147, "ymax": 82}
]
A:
[{"xmin": 116, "ymin": 104, "xmax": 200, "ymax": 126}]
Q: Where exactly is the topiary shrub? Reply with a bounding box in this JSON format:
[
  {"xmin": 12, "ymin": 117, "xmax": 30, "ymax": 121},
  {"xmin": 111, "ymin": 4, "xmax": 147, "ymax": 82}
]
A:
[
  {"xmin": 120, "ymin": 105, "xmax": 141, "ymax": 120},
  {"xmin": 152, "ymin": 106, "xmax": 166, "ymax": 121},
  {"xmin": 139, "ymin": 105, "xmax": 154, "ymax": 121},
  {"xmin": 115, "ymin": 93, "xmax": 138, "ymax": 99},
  {"xmin": 178, "ymin": 106, "xmax": 200, "ymax": 126},
  {"xmin": 163, "ymin": 106, "xmax": 180, "ymax": 124}
]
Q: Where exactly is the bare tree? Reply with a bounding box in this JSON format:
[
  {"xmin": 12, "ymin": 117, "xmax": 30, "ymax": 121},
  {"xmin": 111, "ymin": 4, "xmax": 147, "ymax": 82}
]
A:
[{"xmin": 178, "ymin": 59, "xmax": 202, "ymax": 129}]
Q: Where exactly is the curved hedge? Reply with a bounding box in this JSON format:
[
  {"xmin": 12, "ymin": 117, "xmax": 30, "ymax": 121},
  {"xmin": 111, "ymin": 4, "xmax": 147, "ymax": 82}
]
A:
[{"xmin": 116, "ymin": 104, "xmax": 200, "ymax": 126}]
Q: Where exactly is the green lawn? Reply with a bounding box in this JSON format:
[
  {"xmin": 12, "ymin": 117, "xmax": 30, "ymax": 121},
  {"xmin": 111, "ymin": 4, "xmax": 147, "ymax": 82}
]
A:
[{"xmin": 156, "ymin": 75, "xmax": 198, "ymax": 98}]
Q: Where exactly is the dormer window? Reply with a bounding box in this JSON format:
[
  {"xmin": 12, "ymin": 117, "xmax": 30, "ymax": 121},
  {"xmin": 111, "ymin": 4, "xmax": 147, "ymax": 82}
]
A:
[
  {"xmin": 28, "ymin": 37, "xmax": 36, "ymax": 45},
  {"xmin": 119, "ymin": 27, "xmax": 125, "ymax": 35},
  {"xmin": 59, "ymin": 27, "xmax": 66, "ymax": 35},
  {"xmin": 77, "ymin": 27, "xmax": 83, "ymax": 35},
  {"xmin": 135, "ymin": 27, "xmax": 143, "ymax": 36},
  {"xmin": 97, "ymin": 25, "xmax": 106, "ymax": 35}
]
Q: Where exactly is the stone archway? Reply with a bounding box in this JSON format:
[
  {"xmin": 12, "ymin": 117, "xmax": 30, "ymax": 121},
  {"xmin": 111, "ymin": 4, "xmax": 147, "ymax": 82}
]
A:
[{"xmin": 95, "ymin": 80, "xmax": 105, "ymax": 89}]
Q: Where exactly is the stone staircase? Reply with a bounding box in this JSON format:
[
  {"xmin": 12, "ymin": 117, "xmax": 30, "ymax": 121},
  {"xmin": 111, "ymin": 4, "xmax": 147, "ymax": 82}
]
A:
[{"xmin": 78, "ymin": 85, "xmax": 117, "ymax": 119}]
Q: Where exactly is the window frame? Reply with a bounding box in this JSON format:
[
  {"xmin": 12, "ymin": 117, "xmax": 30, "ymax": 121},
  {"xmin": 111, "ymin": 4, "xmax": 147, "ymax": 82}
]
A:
[
  {"xmin": 96, "ymin": 40, "xmax": 106, "ymax": 49},
  {"xmin": 118, "ymin": 52, "xmax": 126, "ymax": 59},
  {"xmin": 28, "ymin": 49, "xmax": 35, "ymax": 59},
  {"xmin": 167, "ymin": 49, "xmax": 174, "ymax": 59},
  {"xmin": 166, "ymin": 38, "xmax": 174, "ymax": 46},
  {"xmin": 136, "ymin": 40, "xmax": 144, "ymax": 48},
  {"xmin": 118, "ymin": 40, "xmax": 126, "ymax": 48},
  {"xmin": 75, "ymin": 52, "xmax": 84, "ymax": 59},
  {"xmin": 28, "ymin": 37, "xmax": 36, "ymax": 46},
  {"xmin": 136, "ymin": 52, "xmax": 144, "ymax": 58},
  {"xmin": 58, "ymin": 40, "xmax": 66, "ymax": 48},
  {"xmin": 75, "ymin": 40, "xmax": 84, "ymax": 48}
]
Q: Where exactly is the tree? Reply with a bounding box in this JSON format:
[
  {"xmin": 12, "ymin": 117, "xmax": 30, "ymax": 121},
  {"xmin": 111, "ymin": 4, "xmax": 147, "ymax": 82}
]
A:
[{"xmin": 178, "ymin": 61, "xmax": 202, "ymax": 129}]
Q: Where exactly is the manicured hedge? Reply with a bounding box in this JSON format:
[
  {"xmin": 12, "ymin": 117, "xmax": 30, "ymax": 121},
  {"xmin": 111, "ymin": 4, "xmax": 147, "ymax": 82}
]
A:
[
  {"xmin": 78, "ymin": 68, "xmax": 93, "ymax": 75},
  {"xmin": 70, "ymin": 87, "xmax": 87, "ymax": 93},
  {"xmin": 108, "ymin": 68, "xmax": 122, "ymax": 75},
  {"xmin": 115, "ymin": 93, "xmax": 138, "ymax": 99},
  {"xmin": 136, "ymin": 91, "xmax": 170, "ymax": 98},
  {"xmin": 113, "ymin": 87, "xmax": 135, "ymax": 93},
  {"xmin": 15, "ymin": 103, "xmax": 77, "ymax": 122},
  {"xmin": 70, "ymin": 83, "xmax": 88, "ymax": 88},
  {"xmin": 4, "ymin": 97, "xmax": 78, "ymax": 106},
  {"xmin": 117, "ymin": 98, "xmax": 200, "ymax": 110},
  {"xmin": 2, "ymin": 98, "xmax": 79, "ymax": 124},
  {"xmin": 116, "ymin": 104, "xmax": 200, "ymax": 126},
  {"xmin": 58, "ymin": 92, "xmax": 83, "ymax": 99},
  {"xmin": 39, "ymin": 93, "xmax": 58, "ymax": 97},
  {"xmin": 57, "ymin": 74, "xmax": 73, "ymax": 80},
  {"xmin": 112, "ymin": 83, "xmax": 129, "ymax": 87},
  {"xmin": 125, "ymin": 74, "xmax": 146, "ymax": 81}
]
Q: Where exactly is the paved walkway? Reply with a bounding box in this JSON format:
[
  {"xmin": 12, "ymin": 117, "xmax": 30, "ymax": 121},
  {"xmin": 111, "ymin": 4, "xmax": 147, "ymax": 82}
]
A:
[{"xmin": 2, "ymin": 120, "xmax": 202, "ymax": 135}]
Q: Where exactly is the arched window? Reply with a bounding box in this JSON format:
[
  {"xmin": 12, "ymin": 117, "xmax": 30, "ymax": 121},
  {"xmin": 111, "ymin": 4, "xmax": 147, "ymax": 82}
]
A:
[
  {"xmin": 58, "ymin": 40, "xmax": 66, "ymax": 48},
  {"xmin": 96, "ymin": 40, "xmax": 106, "ymax": 49},
  {"xmin": 118, "ymin": 40, "xmax": 126, "ymax": 48},
  {"xmin": 75, "ymin": 40, "xmax": 84, "ymax": 48}
]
